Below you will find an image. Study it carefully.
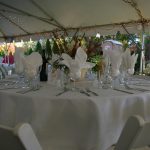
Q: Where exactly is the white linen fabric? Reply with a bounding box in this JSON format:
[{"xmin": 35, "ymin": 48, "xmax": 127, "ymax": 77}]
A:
[
  {"xmin": 121, "ymin": 48, "xmax": 138, "ymax": 75},
  {"xmin": 102, "ymin": 40, "xmax": 124, "ymax": 77},
  {"xmin": 0, "ymin": 82, "xmax": 150, "ymax": 150},
  {"xmin": 23, "ymin": 52, "xmax": 42, "ymax": 79}
]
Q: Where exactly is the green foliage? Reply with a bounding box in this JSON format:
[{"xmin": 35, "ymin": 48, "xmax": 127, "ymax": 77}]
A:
[
  {"xmin": 144, "ymin": 36, "xmax": 150, "ymax": 45},
  {"xmin": 35, "ymin": 41, "xmax": 42, "ymax": 55},
  {"xmin": 115, "ymin": 31, "xmax": 139, "ymax": 50},
  {"xmin": 45, "ymin": 39, "xmax": 52, "ymax": 60},
  {"xmin": 52, "ymin": 39, "xmax": 60, "ymax": 54},
  {"xmin": 105, "ymin": 35, "xmax": 112, "ymax": 40},
  {"xmin": 135, "ymin": 50, "xmax": 141, "ymax": 73},
  {"xmin": 24, "ymin": 48, "xmax": 33, "ymax": 55},
  {"xmin": 115, "ymin": 31, "xmax": 129, "ymax": 49},
  {"xmin": 89, "ymin": 55, "xmax": 103, "ymax": 63},
  {"xmin": 116, "ymin": 31, "xmax": 127, "ymax": 41},
  {"xmin": 91, "ymin": 36, "xmax": 104, "ymax": 43},
  {"xmin": 58, "ymin": 44, "xmax": 64, "ymax": 54},
  {"xmin": 88, "ymin": 55, "xmax": 104, "ymax": 72},
  {"xmin": 144, "ymin": 36, "xmax": 150, "ymax": 62},
  {"xmin": 23, "ymin": 40, "xmax": 36, "ymax": 52},
  {"xmin": 0, "ymin": 50, "xmax": 5, "ymax": 57},
  {"xmin": 64, "ymin": 38, "xmax": 70, "ymax": 53}
]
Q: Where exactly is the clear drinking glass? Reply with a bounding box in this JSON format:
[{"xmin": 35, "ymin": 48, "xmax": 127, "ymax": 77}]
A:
[{"xmin": 101, "ymin": 56, "xmax": 112, "ymax": 89}]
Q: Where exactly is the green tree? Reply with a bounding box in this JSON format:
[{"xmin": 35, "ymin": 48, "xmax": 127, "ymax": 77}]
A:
[
  {"xmin": 35, "ymin": 41, "xmax": 42, "ymax": 55},
  {"xmin": 0, "ymin": 50, "xmax": 5, "ymax": 57},
  {"xmin": 24, "ymin": 48, "xmax": 33, "ymax": 55},
  {"xmin": 52, "ymin": 39, "xmax": 60, "ymax": 54},
  {"xmin": 45, "ymin": 39, "xmax": 52, "ymax": 60}
]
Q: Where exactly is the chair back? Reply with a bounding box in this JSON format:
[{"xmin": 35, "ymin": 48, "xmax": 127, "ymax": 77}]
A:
[
  {"xmin": 14, "ymin": 123, "xmax": 43, "ymax": 150},
  {"xmin": 132, "ymin": 121, "xmax": 150, "ymax": 149},
  {"xmin": 0, "ymin": 125, "xmax": 25, "ymax": 150},
  {"xmin": 115, "ymin": 115, "xmax": 145, "ymax": 150}
]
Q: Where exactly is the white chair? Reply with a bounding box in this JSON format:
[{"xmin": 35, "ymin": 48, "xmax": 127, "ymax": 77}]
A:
[
  {"xmin": 0, "ymin": 123, "xmax": 43, "ymax": 150},
  {"xmin": 108, "ymin": 115, "xmax": 150, "ymax": 150}
]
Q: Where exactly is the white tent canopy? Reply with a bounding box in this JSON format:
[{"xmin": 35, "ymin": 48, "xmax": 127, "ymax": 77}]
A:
[{"xmin": 0, "ymin": 0, "xmax": 150, "ymax": 41}]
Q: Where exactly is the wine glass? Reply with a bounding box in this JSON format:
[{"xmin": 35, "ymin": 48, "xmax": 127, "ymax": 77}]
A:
[{"xmin": 101, "ymin": 56, "xmax": 112, "ymax": 89}]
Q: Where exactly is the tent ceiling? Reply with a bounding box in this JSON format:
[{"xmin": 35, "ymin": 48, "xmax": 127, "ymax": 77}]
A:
[{"xmin": 0, "ymin": 0, "xmax": 150, "ymax": 41}]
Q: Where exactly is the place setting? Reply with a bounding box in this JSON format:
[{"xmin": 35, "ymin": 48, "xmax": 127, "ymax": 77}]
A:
[{"xmin": 54, "ymin": 47, "xmax": 99, "ymax": 97}]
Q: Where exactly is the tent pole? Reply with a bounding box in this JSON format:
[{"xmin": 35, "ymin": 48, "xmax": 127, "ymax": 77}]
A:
[
  {"xmin": 140, "ymin": 32, "xmax": 145, "ymax": 74},
  {"xmin": 139, "ymin": 23, "xmax": 146, "ymax": 74}
]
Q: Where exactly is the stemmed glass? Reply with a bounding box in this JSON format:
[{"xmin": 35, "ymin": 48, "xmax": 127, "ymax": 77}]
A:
[
  {"xmin": 22, "ymin": 65, "xmax": 41, "ymax": 91},
  {"xmin": 30, "ymin": 67, "xmax": 41, "ymax": 90},
  {"xmin": 101, "ymin": 56, "xmax": 112, "ymax": 89},
  {"xmin": 120, "ymin": 69, "xmax": 133, "ymax": 86},
  {"xmin": 14, "ymin": 69, "xmax": 27, "ymax": 89},
  {"xmin": 59, "ymin": 67, "xmax": 70, "ymax": 89}
]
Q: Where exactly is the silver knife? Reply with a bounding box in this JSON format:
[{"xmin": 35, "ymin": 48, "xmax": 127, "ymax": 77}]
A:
[
  {"xmin": 113, "ymin": 88, "xmax": 134, "ymax": 94},
  {"xmin": 86, "ymin": 88, "xmax": 99, "ymax": 96}
]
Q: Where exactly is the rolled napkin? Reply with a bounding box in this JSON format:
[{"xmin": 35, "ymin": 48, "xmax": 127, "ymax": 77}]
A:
[
  {"xmin": 60, "ymin": 47, "xmax": 95, "ymax": 80},
  {"xmin": 23, "ymin": 52, "xmax": 42, "ymax": 79},
  {"xmin": 102, "ymin": 40, "xmax": 123, "ymax": 77},
  {"xmin": 121, "ymin": 48, "xmax": 138, "ymax": 75},
  {"xmin": 14, "ymin": 47, "xmax": 25, "ymax": 74}
]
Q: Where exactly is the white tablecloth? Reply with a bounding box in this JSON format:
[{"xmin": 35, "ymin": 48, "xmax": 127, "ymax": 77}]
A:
[{"xmin": 0, "ymin": 82, "xmax": 150, "ymax": 150}]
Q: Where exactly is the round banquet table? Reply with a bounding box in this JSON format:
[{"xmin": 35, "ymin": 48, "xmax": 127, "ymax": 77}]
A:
[{"xmin": 0, "ymin": 80, "xmax": 150, "ymax": 150}]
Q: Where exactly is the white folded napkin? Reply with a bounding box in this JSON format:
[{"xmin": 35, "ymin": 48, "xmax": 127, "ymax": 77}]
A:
[
  {"xmin": 102, "ymin": 40, "xmax": 124, "ymax": 77},
  {"xmin": 121, "ymin": 48, "xmax": 138, "ymax": 75},
  {"xmin": 23, "ymin": 52, "xmax": 42, "ymax": 79},
  {"xmin": 60, "ymin": 47, "xmax": 95, "ymax": 80},
  {"xmin": 14, "ymin": 47, "xmax": 25, "ymax": 74}
]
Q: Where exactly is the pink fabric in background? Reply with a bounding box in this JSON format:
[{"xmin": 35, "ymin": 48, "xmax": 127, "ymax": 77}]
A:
[{"xmin": 2, "ymin": 55, "xmax": 14, "ymax": 64}]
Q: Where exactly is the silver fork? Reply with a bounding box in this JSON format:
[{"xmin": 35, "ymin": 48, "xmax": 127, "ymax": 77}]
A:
[
  {"xmin": 86, "ymin": 88, "xmax": 99, "ymax": 96},
  {"xmin": 79, "ymin": 89, "xmax": 91, "ymax": 96}
]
